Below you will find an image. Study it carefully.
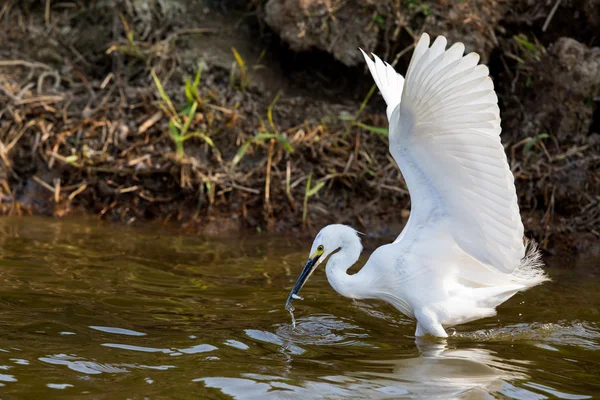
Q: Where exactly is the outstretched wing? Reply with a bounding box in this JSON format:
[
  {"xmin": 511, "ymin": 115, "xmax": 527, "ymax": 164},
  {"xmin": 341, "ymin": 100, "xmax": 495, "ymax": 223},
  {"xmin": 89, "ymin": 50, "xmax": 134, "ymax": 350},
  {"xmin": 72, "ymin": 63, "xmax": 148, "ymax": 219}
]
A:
[{"xmin": 362, "ymin": 34, "xmax": 525, "ymax": 273}]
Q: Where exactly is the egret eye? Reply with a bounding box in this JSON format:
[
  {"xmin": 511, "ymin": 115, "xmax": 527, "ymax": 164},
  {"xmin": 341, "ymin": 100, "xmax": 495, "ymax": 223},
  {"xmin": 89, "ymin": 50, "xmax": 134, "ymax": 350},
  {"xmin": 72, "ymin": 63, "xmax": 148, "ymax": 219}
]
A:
[{"xmin": 317, "ymin": 245, "xmax": 324, "ymax": 252}]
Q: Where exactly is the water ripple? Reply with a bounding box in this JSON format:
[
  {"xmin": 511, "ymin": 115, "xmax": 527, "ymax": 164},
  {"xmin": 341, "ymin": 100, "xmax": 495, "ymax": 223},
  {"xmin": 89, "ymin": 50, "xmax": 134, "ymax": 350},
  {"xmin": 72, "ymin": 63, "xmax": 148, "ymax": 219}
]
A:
[
  {"xmin": 90, "ymin": 326, "xmax": 147, "ymax": 336},
  {"xmin": 457, "ymin": 321, "xmax": 600, "ymax": 350},
  {"xmin": 101, "ymin": 343, "xmax": 218, "ymax": 355},
  {"xmin": 38, "ymin": 354, "xmax": 175, "ymax": 375},
  {"xmin": 244, "ymin": 329, "xmax": 306, "ymax": 355},
  {"xmin": 224, "ymin": 339, "xmax": 250, "ymax": 350},
  {"xmin": 46, "ymin": 383, "xmax": 73, "ymax": 390},
  {"xmin": 276, "ymin": 314, "xmax": 371, "ymax": 347}
]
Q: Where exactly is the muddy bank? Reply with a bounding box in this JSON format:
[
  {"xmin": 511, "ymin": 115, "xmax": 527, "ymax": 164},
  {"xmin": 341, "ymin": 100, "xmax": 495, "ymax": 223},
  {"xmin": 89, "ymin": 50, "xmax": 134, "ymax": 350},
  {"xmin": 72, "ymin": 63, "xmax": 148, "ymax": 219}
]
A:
[{"xmin": 0, "ymin": 0, "xmax": 598, "ymax": 258}]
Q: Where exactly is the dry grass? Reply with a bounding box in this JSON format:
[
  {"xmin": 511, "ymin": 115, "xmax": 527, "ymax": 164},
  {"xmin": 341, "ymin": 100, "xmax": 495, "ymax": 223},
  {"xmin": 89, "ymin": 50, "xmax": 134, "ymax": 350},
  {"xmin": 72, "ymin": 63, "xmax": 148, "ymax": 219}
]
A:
[{"xmin": 0, "ymin": 0, "xmax": 597, "ymax": 255}]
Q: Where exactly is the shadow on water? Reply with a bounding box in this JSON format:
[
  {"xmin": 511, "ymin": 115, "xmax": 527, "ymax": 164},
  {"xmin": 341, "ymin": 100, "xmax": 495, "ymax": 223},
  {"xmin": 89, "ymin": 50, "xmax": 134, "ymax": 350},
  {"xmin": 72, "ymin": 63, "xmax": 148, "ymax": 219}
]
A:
[{"xmin": 0, "ymin": 217, "xmax": 597, "ymax": 398}]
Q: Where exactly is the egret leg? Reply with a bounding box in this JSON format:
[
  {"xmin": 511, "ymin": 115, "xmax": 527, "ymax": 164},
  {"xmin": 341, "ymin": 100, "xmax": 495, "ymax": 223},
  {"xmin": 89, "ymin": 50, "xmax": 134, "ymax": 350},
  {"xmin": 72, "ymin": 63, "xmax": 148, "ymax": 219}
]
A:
[
  {"xmin": 415, "ymin": 323, "xmax": 426, "ymax": 337},
  {"xmin": 415, "ymin": 309, "xmax": 448, "ymax": 338}
]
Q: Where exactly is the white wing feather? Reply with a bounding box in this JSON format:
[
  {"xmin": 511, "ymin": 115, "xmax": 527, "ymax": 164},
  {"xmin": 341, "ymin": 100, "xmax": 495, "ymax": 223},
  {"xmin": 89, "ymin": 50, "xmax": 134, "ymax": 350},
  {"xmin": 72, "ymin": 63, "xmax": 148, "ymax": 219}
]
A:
[
  {"xmin": 362, "ymin": 34, "xmax": 526, "ymax": 274},
  {"xmin": 360, "ymin": 49, "xmax": 405, "ymax": 120}
]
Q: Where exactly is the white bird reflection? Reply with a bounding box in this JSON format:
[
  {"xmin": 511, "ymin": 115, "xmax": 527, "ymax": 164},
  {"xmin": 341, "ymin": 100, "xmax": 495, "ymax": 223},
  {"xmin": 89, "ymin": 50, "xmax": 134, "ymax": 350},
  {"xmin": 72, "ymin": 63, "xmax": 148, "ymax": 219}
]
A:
[
  {"xmin": 199, "ymin": 340, "xmax": 534, "ymax": 399},
  {"xmin": 348, "ymin": 339, "xmax": 530, "ymax": 399}
]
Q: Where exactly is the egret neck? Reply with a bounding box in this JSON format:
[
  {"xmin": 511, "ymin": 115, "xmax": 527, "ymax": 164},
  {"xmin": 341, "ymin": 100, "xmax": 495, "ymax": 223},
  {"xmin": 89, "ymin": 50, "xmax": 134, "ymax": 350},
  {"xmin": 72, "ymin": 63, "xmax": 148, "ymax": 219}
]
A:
[{"xmin": 325, "ymin": 236, "xmax": 366, "ymax": 300}]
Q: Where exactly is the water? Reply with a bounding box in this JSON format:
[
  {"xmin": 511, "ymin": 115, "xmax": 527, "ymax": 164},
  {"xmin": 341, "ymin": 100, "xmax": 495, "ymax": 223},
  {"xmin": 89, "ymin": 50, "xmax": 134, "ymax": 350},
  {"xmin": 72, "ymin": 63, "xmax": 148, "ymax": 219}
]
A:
[{"xmin": 0, "ymin": 217, "xmax": 598, "ymax": 398}]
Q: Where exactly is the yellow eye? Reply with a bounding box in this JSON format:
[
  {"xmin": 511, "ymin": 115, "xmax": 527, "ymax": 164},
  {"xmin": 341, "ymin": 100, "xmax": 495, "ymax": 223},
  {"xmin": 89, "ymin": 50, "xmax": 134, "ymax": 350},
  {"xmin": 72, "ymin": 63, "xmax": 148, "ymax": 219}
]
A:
[{"xmin": 317, "ymin": 245, "xmax": 324, "ymax": 252}]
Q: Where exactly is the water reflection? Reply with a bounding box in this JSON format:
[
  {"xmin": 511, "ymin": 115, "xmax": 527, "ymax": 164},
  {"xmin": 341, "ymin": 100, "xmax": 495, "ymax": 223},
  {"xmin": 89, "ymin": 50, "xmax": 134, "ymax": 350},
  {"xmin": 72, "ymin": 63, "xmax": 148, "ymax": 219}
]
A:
[
  {"xmin": 353, "ymin": 340, "xmax": 528, "ymax": 399},
  {"xmin": 200, "ymin": 341, "xmax": 529, "ymax": 399}
]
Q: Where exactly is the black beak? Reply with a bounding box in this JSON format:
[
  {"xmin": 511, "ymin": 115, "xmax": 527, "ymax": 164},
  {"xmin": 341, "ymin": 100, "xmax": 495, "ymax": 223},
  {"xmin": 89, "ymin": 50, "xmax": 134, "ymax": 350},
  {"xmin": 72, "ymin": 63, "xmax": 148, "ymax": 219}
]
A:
[{"xmin": 285, "ymin": 253, "xmax": 322, "ymax": 310}]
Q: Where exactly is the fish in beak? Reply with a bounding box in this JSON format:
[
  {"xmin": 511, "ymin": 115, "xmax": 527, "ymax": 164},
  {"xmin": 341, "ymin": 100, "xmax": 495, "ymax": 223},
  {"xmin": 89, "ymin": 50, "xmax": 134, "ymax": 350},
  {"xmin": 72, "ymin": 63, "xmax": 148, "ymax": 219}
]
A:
[{"xmin": 285, "ymin": 247, "xmax": 324, "ymax": 311}]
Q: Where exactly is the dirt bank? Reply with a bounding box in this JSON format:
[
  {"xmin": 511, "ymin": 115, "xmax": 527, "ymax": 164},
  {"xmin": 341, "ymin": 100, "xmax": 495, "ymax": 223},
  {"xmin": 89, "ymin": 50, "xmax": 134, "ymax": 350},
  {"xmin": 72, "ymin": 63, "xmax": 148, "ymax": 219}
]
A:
[{"xmin": 0, "ymin": 0, "xmax": 598, "ymax": 258}]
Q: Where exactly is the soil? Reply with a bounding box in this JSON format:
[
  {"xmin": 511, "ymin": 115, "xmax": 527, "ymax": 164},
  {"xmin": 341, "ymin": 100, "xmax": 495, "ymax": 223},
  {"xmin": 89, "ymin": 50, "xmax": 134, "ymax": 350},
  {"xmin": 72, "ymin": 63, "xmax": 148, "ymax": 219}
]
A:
[{"xmin": 0, "ymin": 0, "xmax": 598, "ymax": 259}]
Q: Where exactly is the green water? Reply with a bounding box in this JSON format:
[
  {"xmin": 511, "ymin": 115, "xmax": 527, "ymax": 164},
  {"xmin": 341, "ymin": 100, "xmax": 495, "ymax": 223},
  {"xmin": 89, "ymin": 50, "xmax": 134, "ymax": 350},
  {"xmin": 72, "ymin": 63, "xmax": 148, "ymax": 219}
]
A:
[{"xmin": 0, "ymin": 217, "xmax": 597, "ymax": 399}]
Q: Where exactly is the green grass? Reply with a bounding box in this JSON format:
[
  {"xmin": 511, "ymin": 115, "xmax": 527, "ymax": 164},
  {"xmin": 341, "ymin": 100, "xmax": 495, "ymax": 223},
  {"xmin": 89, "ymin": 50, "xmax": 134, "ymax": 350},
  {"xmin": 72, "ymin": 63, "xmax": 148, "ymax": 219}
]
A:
[
  {"xmin": 232, "ymin": 92, "xmax": 294, "ymax": 167},
  {"xmin": 151, "ymin": 64, "xmax": 220, "ymax": 160},
  {"xmin": 339, "ymin": 84, "xmax": 389, "ymax": 137},
  {"xmin": 404, "ymin": 0, "xmax": 432, "ymax": 16},
  {"xmin": 523, "ymin": 133, "xmax": 549, "ymax": 157},
  {"xmin": 184, "ymin": 64, "xmax": 203, "ymax": 107},
  {"xmin": 303, "ymin": 173, "xmax": 326, "ymax": 226},
  {"xmin": 231, "ymin": 47, "xmax": 249, "ymax": 91},
  {"xmin": 513, "ymin": 34, "xmax": 546, "ymax": 64}
]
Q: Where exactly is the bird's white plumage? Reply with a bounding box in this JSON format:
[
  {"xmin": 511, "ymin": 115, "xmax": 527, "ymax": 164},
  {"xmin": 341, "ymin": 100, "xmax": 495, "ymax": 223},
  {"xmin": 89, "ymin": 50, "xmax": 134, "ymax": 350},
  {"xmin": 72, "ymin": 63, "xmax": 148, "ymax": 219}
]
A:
[
  {"xmin": 359, "ymin": 49, "xmax": 404, "ymax": 120},
  {"xmin": 398, "ymin": 34, "xmax": 525, "ymax": 274},
  {"xmin": 291, "ymin": 33, "xmax": 548, "ymax": 338}
]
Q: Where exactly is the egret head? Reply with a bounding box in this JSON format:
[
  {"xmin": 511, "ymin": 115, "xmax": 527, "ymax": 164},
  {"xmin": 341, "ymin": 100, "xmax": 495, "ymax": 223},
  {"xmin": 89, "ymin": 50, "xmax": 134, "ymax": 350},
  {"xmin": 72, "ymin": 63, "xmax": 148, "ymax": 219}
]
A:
[{"xmin": 285, "ymin": 224, "xmax": 361, "ymax": 310}]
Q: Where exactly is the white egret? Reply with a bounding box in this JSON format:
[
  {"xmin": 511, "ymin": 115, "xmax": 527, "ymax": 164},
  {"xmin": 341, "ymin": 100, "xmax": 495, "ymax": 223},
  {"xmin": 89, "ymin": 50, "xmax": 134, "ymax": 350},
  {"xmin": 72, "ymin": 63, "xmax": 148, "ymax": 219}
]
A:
[{"xmin": 285, "ymin": 33, "xmax": 549, "ymax": 337}]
